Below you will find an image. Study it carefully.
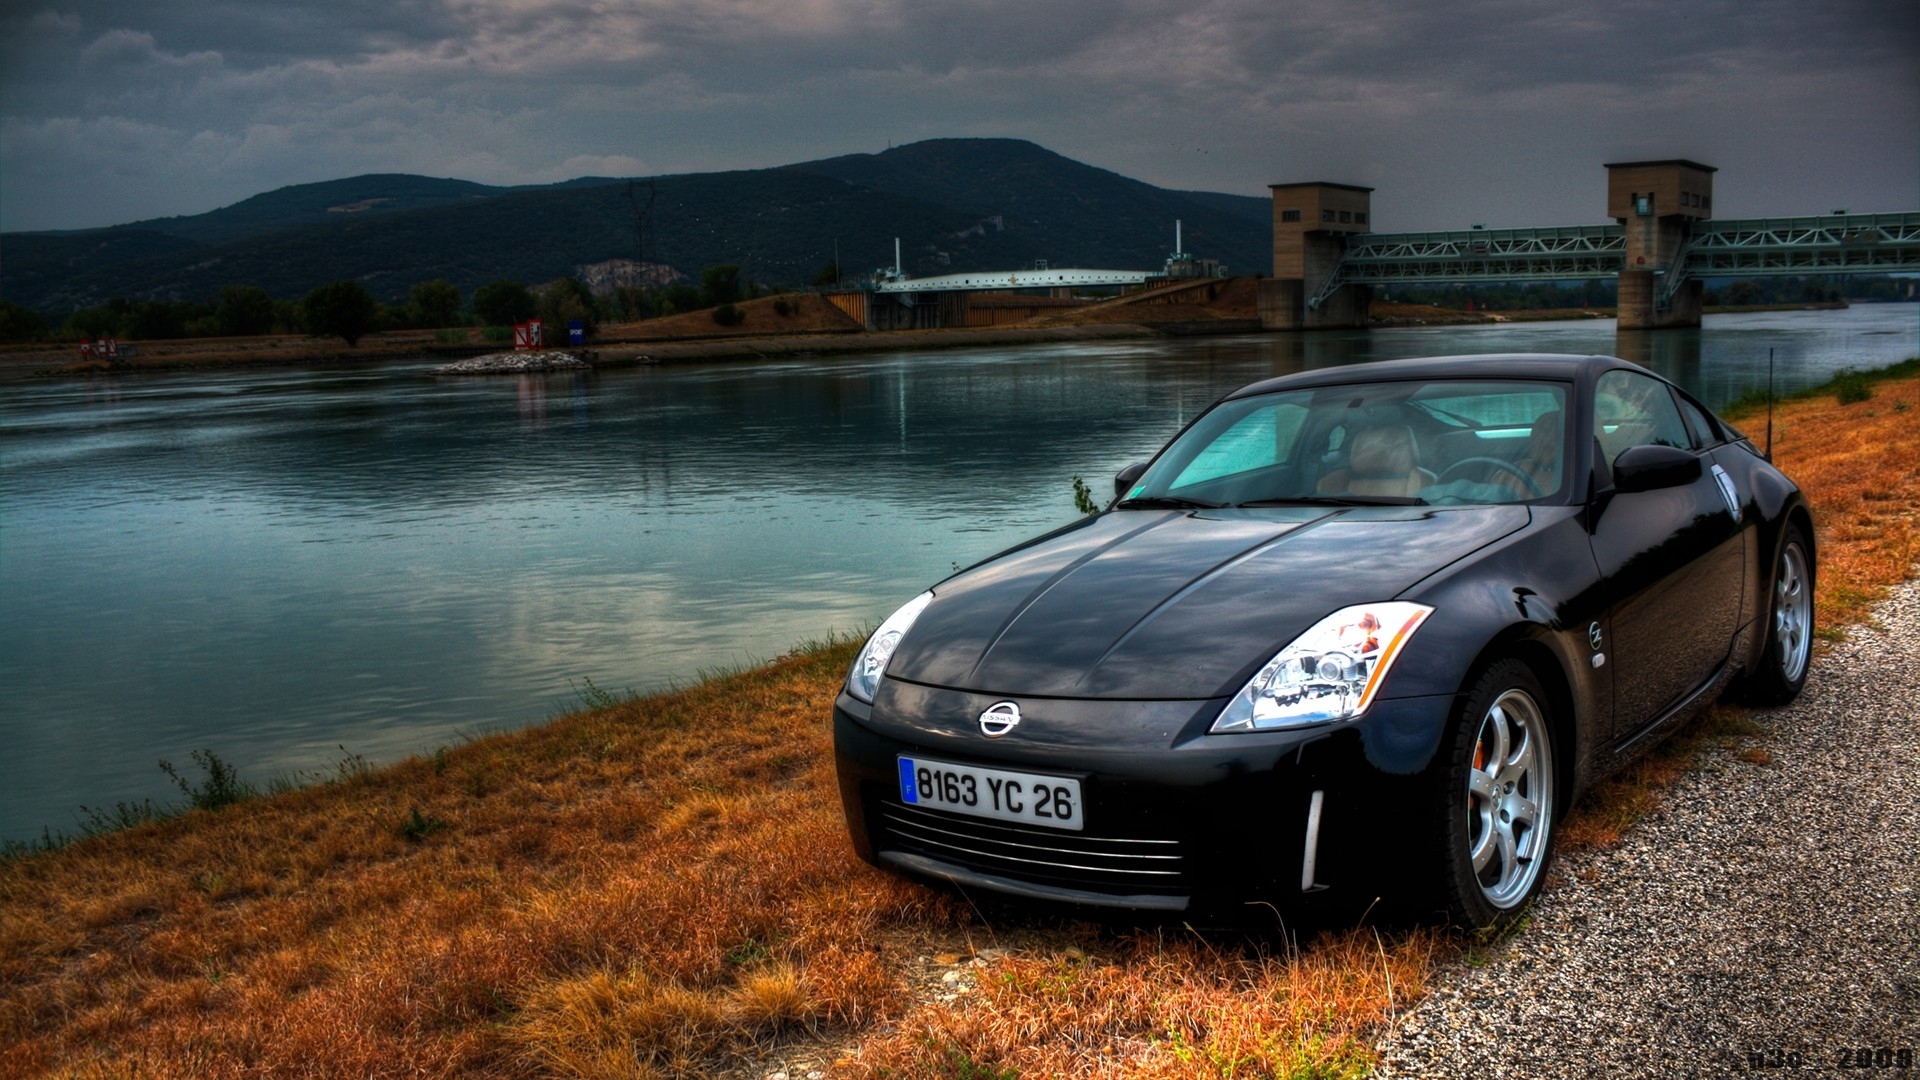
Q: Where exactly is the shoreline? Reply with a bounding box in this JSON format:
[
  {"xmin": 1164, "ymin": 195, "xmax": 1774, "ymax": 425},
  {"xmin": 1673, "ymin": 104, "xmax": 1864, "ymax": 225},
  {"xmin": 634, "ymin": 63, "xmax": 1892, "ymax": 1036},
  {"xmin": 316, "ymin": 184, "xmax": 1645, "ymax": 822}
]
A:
[
  {"xmin": 0, "ymin": 321, "xmax": 1164, "ymax": 378},
  {"xmin": 1, "ymin": 300, "xmax": 1881, "ymax": 378}
]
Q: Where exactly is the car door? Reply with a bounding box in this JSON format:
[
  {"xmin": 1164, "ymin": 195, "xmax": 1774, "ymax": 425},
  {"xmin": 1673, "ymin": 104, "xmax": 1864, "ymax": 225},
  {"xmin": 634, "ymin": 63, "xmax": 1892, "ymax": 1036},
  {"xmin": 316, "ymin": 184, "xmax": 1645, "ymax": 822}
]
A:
[{"xmin": 1586, "ymin": 370, "xmax": 1747, "ymax": 743}]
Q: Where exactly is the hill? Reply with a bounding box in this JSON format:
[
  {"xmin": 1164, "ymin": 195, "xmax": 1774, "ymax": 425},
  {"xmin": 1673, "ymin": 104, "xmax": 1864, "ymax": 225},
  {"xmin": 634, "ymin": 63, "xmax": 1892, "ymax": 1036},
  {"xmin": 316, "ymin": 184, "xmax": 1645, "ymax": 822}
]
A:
[{"xmin": 2, "ymin": 139, "xmax": 1274, "ymax": 314}]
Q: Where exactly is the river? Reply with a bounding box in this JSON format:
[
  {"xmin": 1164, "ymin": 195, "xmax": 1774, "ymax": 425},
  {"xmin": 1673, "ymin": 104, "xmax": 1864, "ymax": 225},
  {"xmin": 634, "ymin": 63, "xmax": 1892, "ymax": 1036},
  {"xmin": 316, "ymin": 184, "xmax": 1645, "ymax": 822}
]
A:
[{"xmin": 2, "ymin": 305, "xmax": 1914, "ymax": 844}]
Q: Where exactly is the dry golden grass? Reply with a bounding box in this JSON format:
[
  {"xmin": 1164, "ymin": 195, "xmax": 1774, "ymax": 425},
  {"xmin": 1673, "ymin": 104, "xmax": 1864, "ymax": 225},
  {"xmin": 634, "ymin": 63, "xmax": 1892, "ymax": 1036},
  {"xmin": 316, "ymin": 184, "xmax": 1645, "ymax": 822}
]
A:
[
  {"xmin": 844, "ymin": 928, "xmax": 1439, "ymax": 1079},
  {"xmin": 4, "ymin": 367, "xmax": 1917, "ymax": 1079},
  {"xmin": 1, "ymin": 646, "xmax": 959, "ymax": 1077}
]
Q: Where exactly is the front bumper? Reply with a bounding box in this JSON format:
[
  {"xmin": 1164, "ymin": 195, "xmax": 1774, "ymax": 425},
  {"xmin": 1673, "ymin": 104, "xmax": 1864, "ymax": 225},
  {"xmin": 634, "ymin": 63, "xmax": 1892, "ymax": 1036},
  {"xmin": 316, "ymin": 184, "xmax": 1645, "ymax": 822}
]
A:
[{"xmin": 832, "ymin": 680, "xmax": 1458, "ymax": 913}]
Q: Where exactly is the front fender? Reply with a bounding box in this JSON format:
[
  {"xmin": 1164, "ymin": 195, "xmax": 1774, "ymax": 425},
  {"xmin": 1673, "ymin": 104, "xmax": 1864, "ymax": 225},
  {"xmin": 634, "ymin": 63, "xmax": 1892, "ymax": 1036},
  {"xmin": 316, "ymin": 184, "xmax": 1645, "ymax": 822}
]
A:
[{"xmin": 1384, "ymin": 507, "xmax": 1609, "ymax": 792}]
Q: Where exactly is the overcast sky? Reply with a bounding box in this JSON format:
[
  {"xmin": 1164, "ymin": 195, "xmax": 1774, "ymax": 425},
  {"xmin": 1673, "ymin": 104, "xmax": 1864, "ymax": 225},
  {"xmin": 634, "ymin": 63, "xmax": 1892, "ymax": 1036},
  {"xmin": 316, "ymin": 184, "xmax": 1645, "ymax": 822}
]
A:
[{"xmin": 2, "ymin": 0, "xmax": 1915, "ymax": 234}]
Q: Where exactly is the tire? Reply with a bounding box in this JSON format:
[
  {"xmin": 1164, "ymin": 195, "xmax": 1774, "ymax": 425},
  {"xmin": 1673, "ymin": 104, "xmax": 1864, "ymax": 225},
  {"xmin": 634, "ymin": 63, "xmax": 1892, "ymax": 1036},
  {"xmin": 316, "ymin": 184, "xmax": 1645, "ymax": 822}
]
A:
[
  {"xmin": 1734, "ymin": 523, "xmax": 1815, "ymax": 706},
  {"xmin": 1434, "ymin": 658, "xmax": 1558, "ymax": 929}
]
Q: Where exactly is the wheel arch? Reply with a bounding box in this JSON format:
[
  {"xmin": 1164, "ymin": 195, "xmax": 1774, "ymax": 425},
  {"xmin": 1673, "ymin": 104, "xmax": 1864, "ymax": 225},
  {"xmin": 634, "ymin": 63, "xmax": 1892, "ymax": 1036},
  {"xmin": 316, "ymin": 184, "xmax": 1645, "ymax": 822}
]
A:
[{"xmin": 1463, "ymin": 626, "xmax": 1582, "ymax": 815}]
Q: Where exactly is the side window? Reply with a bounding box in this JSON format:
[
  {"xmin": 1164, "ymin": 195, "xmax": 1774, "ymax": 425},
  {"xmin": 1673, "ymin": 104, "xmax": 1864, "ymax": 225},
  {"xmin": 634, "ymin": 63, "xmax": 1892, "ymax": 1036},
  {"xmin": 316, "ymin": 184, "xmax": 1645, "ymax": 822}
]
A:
[
  {"xmin": 1594, "ymin": 371, "xmax": 1691, "ymax": 464},
  {"xmin": 1674, "ymin": 393, "xmax": 1721, "ymax": 448},
  {"xmin": 1171, "ymin": 403, "xmax": 1308, "ymax": 489}
]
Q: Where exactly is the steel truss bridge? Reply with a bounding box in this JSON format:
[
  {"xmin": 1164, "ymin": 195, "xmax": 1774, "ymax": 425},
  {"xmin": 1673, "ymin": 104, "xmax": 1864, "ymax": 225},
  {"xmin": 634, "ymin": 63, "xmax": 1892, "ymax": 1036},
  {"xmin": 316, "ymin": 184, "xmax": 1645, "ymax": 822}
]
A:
[{"xmin": 1309, "ymin": 212, "xmax": 1920, "ymax": 309}]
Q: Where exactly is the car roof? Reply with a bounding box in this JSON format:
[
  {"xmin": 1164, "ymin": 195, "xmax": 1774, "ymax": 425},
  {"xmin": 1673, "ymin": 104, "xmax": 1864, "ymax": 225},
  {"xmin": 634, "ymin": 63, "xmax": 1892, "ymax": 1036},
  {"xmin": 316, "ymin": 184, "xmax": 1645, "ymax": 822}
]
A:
[{"xmin": 1224, "ymin": 353, "xmax": 1637, "ymax": 400}]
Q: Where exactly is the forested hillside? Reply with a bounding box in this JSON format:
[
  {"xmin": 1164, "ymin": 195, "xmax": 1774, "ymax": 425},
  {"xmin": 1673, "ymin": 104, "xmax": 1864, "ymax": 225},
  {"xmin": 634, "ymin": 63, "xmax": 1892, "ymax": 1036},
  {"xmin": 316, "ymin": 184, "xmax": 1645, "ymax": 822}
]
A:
[{"xmin": 2, "ymin": 139, "xmax": 1274, "ymax": 314}]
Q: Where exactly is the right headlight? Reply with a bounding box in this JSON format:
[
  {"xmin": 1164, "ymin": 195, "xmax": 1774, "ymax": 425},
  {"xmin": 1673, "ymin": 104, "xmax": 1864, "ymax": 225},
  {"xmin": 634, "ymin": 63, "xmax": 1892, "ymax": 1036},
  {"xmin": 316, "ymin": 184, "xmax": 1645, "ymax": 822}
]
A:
[
  {"xmin": 1210, "ymin": 602, "xmax": 1433, "ymax": 733},
  {"xmin": 845, "ymin": 591, "xmax": 934, "ymax": 703}
]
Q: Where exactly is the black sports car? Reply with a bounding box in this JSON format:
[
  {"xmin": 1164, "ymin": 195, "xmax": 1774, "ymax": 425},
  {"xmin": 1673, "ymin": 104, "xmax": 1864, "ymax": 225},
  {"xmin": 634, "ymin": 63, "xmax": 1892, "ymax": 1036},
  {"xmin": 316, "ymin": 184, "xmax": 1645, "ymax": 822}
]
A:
[{"xmin": 833, "ymin": 354, "xmax": 1814, "ymax": 927}]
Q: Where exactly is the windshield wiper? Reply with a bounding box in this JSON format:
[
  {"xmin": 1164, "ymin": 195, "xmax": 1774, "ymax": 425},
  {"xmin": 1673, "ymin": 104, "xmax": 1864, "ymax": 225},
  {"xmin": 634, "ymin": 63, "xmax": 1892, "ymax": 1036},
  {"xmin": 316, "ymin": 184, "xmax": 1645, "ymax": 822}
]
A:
[
  {"xmin": 1113, "ymin": 495, "xmax": 1225, "ymax": 510},
  {"xmin": 1236, "ymin": 494, "xmax": 1427, "ymax": 507}
]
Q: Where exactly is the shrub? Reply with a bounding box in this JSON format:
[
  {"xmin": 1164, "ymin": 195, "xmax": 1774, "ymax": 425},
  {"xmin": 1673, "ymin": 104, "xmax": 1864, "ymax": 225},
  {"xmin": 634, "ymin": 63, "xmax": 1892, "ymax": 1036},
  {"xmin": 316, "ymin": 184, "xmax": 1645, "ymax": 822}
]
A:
[
  {"xmin": 158, "ymin": 749, "xmax": 256, "ymax": 812},
  {"xmin": 1071, "ymin": 475, "xmax": 1100, "ymax": 515},
  {"xmin": 1832, "ymin": 368, "xmax": 1874, "ymax": 405},
  {"xmin": 711, "ymin": 303, "xmax": 745, "ymax": 327}
]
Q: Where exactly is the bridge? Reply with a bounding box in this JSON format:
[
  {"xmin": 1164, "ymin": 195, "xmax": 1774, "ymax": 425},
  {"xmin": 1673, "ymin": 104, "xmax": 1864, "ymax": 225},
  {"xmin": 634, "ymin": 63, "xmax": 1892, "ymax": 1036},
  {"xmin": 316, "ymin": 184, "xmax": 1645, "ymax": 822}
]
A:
[
  {"xmin": 1311, "ymin": 214, "xmax": 1920, "ymax": 311},
  {"xmin": 1265, "ymin": 162, "xmax": 1920, "ymax": 330}
]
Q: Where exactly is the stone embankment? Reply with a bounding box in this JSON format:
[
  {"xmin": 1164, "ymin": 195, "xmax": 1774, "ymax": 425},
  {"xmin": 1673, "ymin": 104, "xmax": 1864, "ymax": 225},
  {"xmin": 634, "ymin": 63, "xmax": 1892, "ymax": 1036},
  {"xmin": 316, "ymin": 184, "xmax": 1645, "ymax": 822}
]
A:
[{"xmin": 431, "ymin": 351, "xmax": 594, "ymax": 375}]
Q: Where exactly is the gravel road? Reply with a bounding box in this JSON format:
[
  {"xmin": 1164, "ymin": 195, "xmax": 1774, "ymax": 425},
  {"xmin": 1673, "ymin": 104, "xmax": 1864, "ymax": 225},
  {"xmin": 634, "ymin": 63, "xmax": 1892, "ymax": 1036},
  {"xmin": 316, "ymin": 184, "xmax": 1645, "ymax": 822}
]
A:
[{"xmin": 1375, "ymin": 577, "xmax": 1920, "ymax": 1078}]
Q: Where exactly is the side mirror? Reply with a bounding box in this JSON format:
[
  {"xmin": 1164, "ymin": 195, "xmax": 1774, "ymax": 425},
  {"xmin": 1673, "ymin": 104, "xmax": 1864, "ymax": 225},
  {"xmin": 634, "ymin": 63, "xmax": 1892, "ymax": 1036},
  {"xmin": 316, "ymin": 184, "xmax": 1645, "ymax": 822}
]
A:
[
  {"xmin": 1611, "ymin": 444, "xmax": 1701, "ymax": 493},
  {"xmin": 1114, "ymin": 462, "xmax": 1149, "ymax": 499}
]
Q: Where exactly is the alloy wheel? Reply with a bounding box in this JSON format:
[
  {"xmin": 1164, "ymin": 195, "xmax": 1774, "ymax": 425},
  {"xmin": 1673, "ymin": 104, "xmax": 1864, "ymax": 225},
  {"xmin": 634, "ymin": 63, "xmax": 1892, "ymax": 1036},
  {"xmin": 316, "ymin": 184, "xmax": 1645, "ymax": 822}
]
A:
[{"xmin": 1466, "ymin": 687, "xmax": 1554, "ymax": 909}]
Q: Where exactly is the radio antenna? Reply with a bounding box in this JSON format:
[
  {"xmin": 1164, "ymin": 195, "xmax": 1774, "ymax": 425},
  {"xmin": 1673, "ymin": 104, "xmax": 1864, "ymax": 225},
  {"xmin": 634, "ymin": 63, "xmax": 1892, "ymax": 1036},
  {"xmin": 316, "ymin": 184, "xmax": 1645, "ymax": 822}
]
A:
[{"xmin": 1764, "ymin": 347, "xmax": 1776, "ymax": 461}]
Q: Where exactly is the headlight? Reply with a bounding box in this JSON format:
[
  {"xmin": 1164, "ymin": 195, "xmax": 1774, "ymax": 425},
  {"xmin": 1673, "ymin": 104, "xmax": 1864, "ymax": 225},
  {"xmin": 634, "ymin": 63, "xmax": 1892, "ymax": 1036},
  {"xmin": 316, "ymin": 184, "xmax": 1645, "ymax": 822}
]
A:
[
  {"xmin": 846, "ymin": 591, "xmax": 934, "ymax": 703},
  {"xmin": 1210, "ymin": 602, "xmax": 1433, "ymax": 732}
]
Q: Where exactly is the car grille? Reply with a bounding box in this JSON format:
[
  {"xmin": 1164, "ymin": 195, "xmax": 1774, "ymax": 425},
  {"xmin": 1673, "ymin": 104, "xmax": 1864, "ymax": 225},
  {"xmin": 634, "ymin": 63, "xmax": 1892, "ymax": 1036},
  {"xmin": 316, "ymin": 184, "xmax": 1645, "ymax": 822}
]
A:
[{"xmin": 876, "ymin": 798, "xmax": 1189, "ymax": 898}]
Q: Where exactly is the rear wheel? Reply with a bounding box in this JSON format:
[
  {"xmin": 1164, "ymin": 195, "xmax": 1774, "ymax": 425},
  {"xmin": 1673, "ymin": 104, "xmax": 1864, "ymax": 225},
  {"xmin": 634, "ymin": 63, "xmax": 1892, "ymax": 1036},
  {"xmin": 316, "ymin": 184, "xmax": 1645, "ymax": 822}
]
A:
[
  {"xmin": 1436, "ymin": 658, "xmax": 1557, "ymax": 928},
  {"xmin": 1735, "ymin": 523, "xmax": 1814, "ymax": 706}
]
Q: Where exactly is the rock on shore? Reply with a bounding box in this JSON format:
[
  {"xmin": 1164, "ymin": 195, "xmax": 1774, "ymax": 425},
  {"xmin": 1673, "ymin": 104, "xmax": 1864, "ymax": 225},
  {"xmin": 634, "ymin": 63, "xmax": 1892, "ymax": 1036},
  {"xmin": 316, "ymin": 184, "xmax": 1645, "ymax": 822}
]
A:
[{"xmin": 433, "ymin": 351, "xmax": 591, "ymax": 375}]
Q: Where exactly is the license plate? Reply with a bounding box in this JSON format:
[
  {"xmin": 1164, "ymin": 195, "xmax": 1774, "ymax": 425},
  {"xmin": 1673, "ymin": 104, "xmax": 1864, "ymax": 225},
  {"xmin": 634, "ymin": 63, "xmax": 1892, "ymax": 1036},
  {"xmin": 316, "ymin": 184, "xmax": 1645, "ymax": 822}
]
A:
[{"xmin": 898, "ymin": 756, "xmax": 1084, "ymax": 832}]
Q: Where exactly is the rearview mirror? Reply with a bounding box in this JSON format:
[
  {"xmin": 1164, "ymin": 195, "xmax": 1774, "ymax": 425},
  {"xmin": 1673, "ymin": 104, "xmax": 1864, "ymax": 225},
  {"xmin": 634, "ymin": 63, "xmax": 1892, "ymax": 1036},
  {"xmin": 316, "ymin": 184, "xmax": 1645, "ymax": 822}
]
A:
[
  {"xmin": 1114, "ymin": 462, "xmax": 1149, "ymax": 498},
  {"xmin": 1611, "ymin": 444, "xmax": 1701, "ymax": 493}
]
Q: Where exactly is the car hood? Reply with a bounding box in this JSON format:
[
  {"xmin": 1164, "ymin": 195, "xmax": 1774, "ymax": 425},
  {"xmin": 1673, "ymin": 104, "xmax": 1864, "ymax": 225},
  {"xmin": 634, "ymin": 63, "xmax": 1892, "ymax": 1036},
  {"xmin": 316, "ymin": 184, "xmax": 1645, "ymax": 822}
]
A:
[{"xmin": 887, "ymin": 505, "xmax": 1530, "ymax": 700}]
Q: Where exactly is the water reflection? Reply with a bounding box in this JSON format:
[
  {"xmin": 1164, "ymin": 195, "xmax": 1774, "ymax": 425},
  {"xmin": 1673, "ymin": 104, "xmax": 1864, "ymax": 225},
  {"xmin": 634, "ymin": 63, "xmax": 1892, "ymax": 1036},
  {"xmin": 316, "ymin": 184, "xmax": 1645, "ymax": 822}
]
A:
[
  {"xmin": 1, "ymin": 306, "xmax": 1913, "ymax": 842},
  {"xmin": 1614, "ymin": 329, "xmax": 1705, "ymax": 392}
]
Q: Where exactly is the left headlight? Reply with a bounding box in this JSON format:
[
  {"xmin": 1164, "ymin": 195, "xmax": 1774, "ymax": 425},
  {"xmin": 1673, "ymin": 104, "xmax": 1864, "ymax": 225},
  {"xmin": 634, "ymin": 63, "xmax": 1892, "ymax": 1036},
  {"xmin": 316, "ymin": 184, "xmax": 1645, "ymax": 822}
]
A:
[
  {"xmin": 1210, "ymin": 601, "xmax": 1434, "ymax": 733},
  {"xmin": 846, "ymin": 591, "xmax": 934, "ymax": 703}
]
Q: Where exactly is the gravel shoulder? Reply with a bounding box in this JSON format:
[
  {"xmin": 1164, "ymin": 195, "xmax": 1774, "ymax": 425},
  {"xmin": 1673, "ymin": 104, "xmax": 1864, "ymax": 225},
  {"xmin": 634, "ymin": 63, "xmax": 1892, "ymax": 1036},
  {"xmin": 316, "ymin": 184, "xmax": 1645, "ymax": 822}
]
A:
[{"xmin": 1376, "ymin": 578, "xmax": 1920, "ymax": 1078}]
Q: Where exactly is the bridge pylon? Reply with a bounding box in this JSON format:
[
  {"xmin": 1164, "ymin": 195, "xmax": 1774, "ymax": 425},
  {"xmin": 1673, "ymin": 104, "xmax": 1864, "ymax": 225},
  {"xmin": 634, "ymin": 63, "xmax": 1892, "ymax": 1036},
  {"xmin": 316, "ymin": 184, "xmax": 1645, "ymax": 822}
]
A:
[{"xmin": 1607, "ymin": 160, "xmax": 1716, "ymax": 328}]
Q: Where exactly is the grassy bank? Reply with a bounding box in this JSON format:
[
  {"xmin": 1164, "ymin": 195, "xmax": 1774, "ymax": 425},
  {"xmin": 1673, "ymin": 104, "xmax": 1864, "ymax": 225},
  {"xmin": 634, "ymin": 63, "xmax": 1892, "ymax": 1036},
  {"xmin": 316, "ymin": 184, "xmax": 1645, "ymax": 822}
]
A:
[{"xmin": 4, "ymin": 365, "xmax": 1917, "ymax": 1078}]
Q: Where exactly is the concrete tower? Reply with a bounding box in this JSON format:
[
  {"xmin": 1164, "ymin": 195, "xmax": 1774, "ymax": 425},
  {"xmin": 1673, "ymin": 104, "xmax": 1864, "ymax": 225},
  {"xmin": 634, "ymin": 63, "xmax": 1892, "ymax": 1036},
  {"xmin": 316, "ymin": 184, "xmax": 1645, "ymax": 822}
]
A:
[
  {"xmin": 1607, "ymin": 160, "xmax": 1716, "ymax": 329},
  {"xmin": 1259, "ymin": 182, "xmax": 1374, "ymax": 329}
]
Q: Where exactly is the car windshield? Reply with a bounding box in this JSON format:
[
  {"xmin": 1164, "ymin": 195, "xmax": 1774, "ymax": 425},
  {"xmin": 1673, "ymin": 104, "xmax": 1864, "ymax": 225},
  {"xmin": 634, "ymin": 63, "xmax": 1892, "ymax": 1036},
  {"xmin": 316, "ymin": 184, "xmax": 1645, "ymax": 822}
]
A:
[{"xmin": 1122, "ymin": 378, "xmax": 1571, "ymax": 508}]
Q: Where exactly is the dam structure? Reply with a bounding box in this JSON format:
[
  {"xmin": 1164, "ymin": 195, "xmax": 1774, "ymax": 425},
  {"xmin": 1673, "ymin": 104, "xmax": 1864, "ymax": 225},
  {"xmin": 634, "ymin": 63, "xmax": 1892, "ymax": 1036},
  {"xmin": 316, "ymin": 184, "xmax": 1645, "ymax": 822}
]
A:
[
  {"xmin": 830, "ymin": 161, "xmax": 1918, "ymax": 333},
  {"xmin": 1267, "ymin": 160, "xmax": 1920, "ymax": 330}
]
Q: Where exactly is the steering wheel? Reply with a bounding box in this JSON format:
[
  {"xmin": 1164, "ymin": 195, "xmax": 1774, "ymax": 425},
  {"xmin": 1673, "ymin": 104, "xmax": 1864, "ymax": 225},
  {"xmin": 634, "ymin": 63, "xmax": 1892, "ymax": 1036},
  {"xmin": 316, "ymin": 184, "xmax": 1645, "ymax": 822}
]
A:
[{"xmin": 1438, "ymin": 456, "xmax": 1543, "ymax": 497}]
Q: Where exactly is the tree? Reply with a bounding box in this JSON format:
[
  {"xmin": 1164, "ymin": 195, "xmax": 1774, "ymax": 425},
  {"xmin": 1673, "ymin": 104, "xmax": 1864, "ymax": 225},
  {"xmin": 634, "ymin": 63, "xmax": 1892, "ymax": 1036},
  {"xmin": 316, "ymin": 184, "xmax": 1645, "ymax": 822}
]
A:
[
  {"xmin": 126, "ymin": 300, "xmax": 198, "ymax": 340},
  {"xmin": 699, "ymin": 264, "xmax": 745, "ymax": 307},
  {"xmin": 62, "ymin": 304, "xmax": 123, "ymax": 340},
  {"xmin": 472, "ymin": 278, "xmax": 536, "ymax": 326},
  {"xmin": 217, "ymin": 285, "xmax": 276, "ymax": 336},
  {"xmin": 301, "ymin": 280, "xmax": 380, "ymax": 346},
  {"xmin": 657, "ymin": 282, "xmax": 701, "ymax": 316},
  {"xmin": 810, "ymin": 259, "xmax": 842, "ymax": 288},
  {"xmin": 408, "ymin": 279, "xmax": 463, "ymax": 329},
  {"xmin": 0, "ymin": 301, "xmax": 49, "ymax": 342},
  {"xmin": 537, "ymin": 277, "xmax": 602, "ymax": 341}
]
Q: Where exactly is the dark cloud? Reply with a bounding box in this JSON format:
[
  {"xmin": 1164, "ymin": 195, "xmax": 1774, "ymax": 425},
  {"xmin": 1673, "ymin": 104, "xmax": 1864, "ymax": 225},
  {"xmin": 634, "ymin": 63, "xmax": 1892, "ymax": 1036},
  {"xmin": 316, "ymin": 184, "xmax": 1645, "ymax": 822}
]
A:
[{"xmin": 1, "ymin": 0, "xmax": 1914, "ymax": 233}]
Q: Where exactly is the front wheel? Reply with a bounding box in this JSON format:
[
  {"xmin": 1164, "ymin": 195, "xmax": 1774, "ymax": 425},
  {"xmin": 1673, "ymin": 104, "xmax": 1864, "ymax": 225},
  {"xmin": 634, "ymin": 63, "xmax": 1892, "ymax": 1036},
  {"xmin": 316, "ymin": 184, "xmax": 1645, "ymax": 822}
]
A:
[
  {"xmin": 1435, "ymin": 658, "xmax": 1557, "ymax": 929},
  {"xmin": 1734, "ymin": 523, "xmax": 1815, "ymax": 706}
]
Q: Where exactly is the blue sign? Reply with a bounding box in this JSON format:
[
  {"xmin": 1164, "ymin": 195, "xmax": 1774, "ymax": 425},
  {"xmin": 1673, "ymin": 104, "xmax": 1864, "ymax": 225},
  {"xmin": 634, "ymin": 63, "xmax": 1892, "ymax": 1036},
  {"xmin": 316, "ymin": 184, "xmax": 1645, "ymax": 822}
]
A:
[{"xmin": 567, "ymin": 319, "xmax": 585, "ymax": 345}]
